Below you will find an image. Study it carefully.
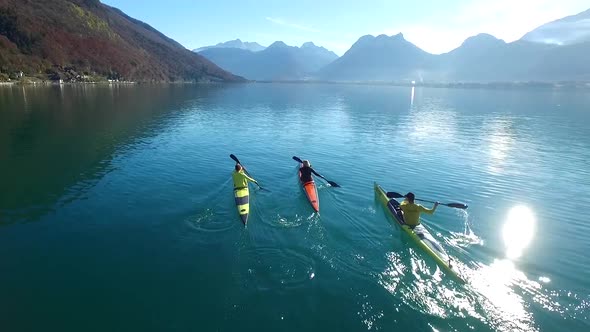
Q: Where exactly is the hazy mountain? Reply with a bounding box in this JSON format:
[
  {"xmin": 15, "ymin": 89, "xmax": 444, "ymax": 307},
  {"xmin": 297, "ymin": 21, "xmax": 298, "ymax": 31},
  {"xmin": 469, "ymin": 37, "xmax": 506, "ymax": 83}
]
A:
[
  {"xmin": 194, "ymin": 39, "xmax": 266, "ymax": 52},
  {"xmin": 0, "ymin": 0, "xmax": 241, "ymax": 82},
  {"xmin": 298, "ymin": 42, "xmax": 339, "ymax": 72},
  {"xmin": 199, "ymin": 41, "xmax": 338, "ymax": 80},
  {"xmin": 529, "ymin": 41, "xmax": 590, "ymax": 81},
  {"xmin": 441, "ymin": 33, "xmax": 590, "ymax": 82},
  {"xmin": 317, "ymin": 33, "xmax": 436, "ymax": 81},
  {"xmin": 194, "ymin": 48, "xmax": 255, "ymax": 78},
  {"xmin": 439, "ymin": 34, "xmax": 554, "ymax": 81},
  {"xmin": 521, "ymin": 8, "xmax": 590, "ymax": 45},
  {"xmin": 314, "ymin": 30, "xmax": 590, "ymax": 82}
]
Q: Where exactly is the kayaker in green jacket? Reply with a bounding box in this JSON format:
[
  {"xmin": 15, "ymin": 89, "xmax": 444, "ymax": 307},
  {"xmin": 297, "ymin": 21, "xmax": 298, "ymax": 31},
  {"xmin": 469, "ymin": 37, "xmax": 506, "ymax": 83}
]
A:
[
  {"xmin": 232, "ymin": 164, "xmax": 258, "ymax": 189},
  {"xmin": 400, "ymin": 192, "xmax": 439, "ymax": 227}
]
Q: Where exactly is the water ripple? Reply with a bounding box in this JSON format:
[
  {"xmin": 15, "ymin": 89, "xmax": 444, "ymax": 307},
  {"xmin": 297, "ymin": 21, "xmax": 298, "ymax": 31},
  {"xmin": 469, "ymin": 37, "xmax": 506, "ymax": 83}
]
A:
[
  {"xmin": 3, "ymin": 84, "xmax": 590, "ymax": 332},
  {"xmin": 237, "ymin": 246, "xmax": 316, "ymax": 291}
]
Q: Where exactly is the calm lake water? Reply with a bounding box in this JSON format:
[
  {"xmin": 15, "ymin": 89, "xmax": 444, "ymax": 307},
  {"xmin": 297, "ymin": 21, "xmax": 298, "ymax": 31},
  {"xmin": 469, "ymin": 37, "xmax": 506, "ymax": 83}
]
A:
[{"xmin": 1, "ymin": 83, "xmax": 589, "ymax": 331}]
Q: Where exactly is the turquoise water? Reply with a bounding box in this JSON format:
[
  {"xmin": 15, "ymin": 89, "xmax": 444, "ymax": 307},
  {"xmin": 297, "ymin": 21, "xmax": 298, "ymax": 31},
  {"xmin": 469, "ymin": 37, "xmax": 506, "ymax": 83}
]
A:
[{"xmin": 1, "ymin": 84, "xmax": 589, "ymax": 331}]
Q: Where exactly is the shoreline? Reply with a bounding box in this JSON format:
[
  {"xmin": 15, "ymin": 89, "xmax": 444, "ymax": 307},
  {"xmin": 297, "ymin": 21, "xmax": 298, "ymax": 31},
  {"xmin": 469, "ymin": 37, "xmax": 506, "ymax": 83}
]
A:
[
  {"xmin": 254, "ymin": 79, "xmax": 590, "ymax": 90},
  {"xmin": 0, "ymin": 80, "xmax": 137, "ymax": 86},
  {"xmin": 3, "ymin": 79, "xmax": 590, "ymax": 91}
]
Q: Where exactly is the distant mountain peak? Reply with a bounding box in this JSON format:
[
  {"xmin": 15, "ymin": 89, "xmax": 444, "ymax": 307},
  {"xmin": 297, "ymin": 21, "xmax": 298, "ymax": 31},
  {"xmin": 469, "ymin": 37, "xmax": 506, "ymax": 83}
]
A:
[
  {"xmin": 300, "ymin": 42, "xmax": 335, "ymax": 54},
  {"xmin": 469, "ymin": 33, "xmax": 501, "ymax": 40},
  {"xmin": 267, "ymin": 41, "xmax": 289, "ymax": 49},
  {"xmin": 350, "ymin": 33, "xmax": 413, "ymax": 52},
  {"xmin": 376, "ymin": 33, "xmax": 404, "ymax": 40},
  {"xmin": 319, "ymin": 32, "xmax": 432, "ymax": 81},
  {"xmin": 216, "ymin": 38, "xmax": 242, "ymax": 45},
  {"xmin": 194, "ymin": 39, "xmax": 266, "ymax": 52},
  {"xmin": 356, "ymin": 34, "xmax": 376, "ymax": 44},
  {"xmin": 461, "ymin": 33, "xmax": 505, "ymax": 47},
  {"xmin": 199, "ymin": 40, "xmax": 338, "ymax": 80}
]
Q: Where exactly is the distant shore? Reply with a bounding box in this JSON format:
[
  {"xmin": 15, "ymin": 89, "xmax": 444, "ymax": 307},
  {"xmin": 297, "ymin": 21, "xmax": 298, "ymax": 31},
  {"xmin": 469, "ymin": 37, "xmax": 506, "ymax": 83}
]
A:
[
  {"xmin": 0, "ymin": 79, "xmax": 137, "ymax": 86},
  {"xmin": 0, "ymin": 78, "xmax": 238, "ymax": 85},
  {"xmin": 4, "ymin": 78, "xmax": 590, "ymax": 90},
  {"xmin": 255, "ymin": 79, "xmax": 590, "ymax": 90}
]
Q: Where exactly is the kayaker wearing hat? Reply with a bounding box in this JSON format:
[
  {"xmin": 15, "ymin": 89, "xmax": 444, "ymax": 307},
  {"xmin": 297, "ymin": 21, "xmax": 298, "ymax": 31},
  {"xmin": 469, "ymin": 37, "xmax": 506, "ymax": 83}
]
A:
[
  {"xmin": 299, "ymin": 160, "xmax": 323, "ymax": 183},
  {"xmin": 232, "ymin": 164, "xmax": 258, "ymax": 189},
  {"xmin": 400, "ymin": 192, "xmax": 439, "ymax": 227}
]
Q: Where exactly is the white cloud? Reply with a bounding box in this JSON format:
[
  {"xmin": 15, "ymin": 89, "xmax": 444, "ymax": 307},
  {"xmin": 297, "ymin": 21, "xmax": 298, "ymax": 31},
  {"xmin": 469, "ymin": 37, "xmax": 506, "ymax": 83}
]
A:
[{"xmin": 265, "ymin": 17, "xmax": 320, "ymax": 33}]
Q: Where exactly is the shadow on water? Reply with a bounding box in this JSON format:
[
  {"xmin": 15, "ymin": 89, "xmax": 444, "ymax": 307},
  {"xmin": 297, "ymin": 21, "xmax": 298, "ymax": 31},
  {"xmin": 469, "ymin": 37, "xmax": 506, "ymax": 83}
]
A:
[{"xmin": 0, "ymin": 84, "xmax": 231, "ymax": 225}]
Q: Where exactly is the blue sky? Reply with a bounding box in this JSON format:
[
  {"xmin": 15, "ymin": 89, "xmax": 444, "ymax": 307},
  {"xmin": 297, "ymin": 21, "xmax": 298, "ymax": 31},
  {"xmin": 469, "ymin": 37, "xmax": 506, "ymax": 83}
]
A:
[{"xmin": 102, "ymin": 0, "xmax": 589, "ymax": 55}]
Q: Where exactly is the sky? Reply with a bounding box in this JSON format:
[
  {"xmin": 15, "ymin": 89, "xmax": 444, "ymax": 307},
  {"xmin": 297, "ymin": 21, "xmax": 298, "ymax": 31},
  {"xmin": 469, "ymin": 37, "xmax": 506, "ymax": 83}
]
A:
[{"xmin": 102, "ymin": 0, "xmax": 589, "ymax": 55}]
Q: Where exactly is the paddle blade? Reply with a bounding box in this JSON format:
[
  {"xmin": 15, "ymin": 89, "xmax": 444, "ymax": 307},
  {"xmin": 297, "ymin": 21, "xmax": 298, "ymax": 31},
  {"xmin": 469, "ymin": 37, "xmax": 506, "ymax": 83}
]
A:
[
  {"xmin": 386, "ymin": 192, "xmax": 405, "ymax": 199},
  {"xmin": 327, "ymin": 181, "xmax": 341, "ymax": 188},
  {"xmin": 292, "ymin": 156, "xmax": 303, "ymax": 163},
  {"xmin": 446, "ymin": 203, "xmax": 468, "ymax": 209},
  {"xmin": 230, "ymin": 154, "xmax": 240, "ymax": 164}
]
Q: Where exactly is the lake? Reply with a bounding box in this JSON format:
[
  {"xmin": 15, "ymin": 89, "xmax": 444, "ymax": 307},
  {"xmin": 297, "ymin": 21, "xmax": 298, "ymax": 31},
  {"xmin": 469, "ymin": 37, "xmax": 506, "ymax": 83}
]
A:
[{"xmin": 1, "ymin": 83, "xmax": 589, "ymax": 331}]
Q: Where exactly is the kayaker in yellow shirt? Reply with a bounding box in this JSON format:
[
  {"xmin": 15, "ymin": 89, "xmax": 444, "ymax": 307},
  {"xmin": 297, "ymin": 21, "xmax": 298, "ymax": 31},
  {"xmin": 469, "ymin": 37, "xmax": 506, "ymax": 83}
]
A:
[
  {"xmin": 232, "ymin": 164, "xmax": 258, "ymax": 189},
  {"xmin": 400, "ymin": 192, "xmax": 439, "ymax": 227}
]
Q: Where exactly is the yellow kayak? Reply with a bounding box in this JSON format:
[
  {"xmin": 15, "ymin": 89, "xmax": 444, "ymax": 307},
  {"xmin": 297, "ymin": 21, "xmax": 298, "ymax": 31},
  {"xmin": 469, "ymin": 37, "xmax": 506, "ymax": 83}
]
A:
[{"xmin": 375, "ymin": 182, "xmax": 466, "ymax": 284}]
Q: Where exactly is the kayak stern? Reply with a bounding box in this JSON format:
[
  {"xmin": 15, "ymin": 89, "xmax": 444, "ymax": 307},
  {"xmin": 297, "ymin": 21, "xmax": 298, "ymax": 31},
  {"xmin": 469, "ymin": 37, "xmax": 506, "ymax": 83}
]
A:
[{"xmin": 234, "ymin": 187, "xmax": 250, "ymax": 225}]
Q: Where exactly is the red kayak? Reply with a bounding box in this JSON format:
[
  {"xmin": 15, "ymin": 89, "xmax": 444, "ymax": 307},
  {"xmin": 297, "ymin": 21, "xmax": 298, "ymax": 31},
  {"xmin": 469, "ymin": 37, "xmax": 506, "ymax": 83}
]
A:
[{"xmin": 299, "ymin": 166, "xmax": 319, "ymax": 212}]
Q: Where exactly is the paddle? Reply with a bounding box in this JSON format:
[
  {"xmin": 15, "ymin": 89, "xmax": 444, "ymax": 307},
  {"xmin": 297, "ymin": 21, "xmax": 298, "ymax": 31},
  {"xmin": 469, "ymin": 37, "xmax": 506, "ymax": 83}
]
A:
[
  {"xmin": 230, "ymin": 154, "xmax": 269, "ymax": 192},
  {"xmin": 386, "ymin": 191, "xmax": 468, "ymax": 209},
  {"xmin": 292, "ymin": 156, "xmax": 341, "ymax": 187}
]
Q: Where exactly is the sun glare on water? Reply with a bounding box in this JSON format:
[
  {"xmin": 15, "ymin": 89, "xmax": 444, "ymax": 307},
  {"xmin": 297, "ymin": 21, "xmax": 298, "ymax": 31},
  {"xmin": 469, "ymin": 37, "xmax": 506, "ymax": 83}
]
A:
[{"xmin": 502, "ymin": 205, "xmax": 536, "ymax": 259}]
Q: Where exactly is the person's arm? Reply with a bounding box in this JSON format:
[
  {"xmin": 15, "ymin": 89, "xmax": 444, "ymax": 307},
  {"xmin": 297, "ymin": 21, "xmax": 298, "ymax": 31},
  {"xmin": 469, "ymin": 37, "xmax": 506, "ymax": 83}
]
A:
[
  {"xmin": 238, "ymin": 166, "xmax": 257, "ymax": 184},
  {"xmin": 419, "ymin": 202, "xmax": 439, "ymax": 215},
  {"xmin": 310, "ymin": 168, "xmax": 323, "ymax": 178},
  {"xmin": 243, "ymin": 172, "xmax": 257, "ymax": 184}
]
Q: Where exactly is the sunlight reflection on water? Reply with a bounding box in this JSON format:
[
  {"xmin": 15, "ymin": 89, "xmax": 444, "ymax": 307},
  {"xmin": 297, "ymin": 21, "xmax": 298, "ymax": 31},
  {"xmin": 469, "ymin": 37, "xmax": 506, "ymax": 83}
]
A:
[{"xmin": 503, "ymin": 205, "xmax": 536, "ymax": 260}]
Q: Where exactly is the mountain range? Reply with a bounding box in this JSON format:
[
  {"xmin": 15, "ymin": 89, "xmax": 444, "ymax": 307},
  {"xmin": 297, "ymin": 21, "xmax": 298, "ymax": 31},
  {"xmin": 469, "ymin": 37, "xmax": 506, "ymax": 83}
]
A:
[
  {"xmin": 199, "ymin": 27, "xmax": 590, "ymax": 82},
  {"xmin": 198, "ymin": 41, "xmax": 338, "ymax": 81},
  {"xmin": 194, "ymin": 39, "xmax": 266, "ymax": 52},
  {"xmin": 0, "ymin": 0, "xmax": 241, "ymax": 82},
  {"xmin": 194, "ymin": 7, "xmax": 590, "ymax": 82},
  {"xmin": 318, "ymin": 32, "xmax": 590, "ymax": 82}
]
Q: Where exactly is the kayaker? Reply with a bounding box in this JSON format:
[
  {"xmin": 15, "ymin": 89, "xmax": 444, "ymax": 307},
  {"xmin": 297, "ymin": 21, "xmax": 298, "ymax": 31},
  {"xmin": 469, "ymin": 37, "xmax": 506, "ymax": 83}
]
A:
[
  {"xmin": 232, "ymin": 164, "xmax": 258, "ymax": 189},
  {"xmin": 299, "ymin": 160, "xmax": 323, "ymax": 183},
  {"xmin": 400, "ymin": 192, "xmax": 439, "ymax": 227}
]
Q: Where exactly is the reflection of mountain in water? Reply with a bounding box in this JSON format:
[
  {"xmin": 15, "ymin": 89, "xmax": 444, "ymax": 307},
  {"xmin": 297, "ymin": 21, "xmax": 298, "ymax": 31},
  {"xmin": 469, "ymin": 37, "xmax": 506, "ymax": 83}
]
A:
[{"xmin": 0, "ymin": 85, "xmax": 225, "ymax": 224}]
